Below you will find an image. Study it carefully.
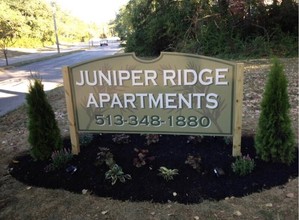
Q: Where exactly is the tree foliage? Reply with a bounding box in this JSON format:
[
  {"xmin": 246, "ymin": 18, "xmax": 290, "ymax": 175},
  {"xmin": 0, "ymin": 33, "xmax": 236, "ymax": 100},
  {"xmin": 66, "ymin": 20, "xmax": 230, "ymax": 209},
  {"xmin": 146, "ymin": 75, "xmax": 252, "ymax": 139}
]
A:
[
  {"xmin": 255, "ymin": 58, "xmax": 295, "ymax": 164},
  {"xmin": 0, "ymin": 0, "xmax": 99, "ymax": 49},
  {"xmin": 26, "ymin": 77, "xmax": 62, "ymax": 161},
  {"xmin": 0, "ymin": 1, "xmax": 23, "ymax": 65},
  {"xmin": 113, "ymin": 0, "xmax": 298, "ymax": 58}
]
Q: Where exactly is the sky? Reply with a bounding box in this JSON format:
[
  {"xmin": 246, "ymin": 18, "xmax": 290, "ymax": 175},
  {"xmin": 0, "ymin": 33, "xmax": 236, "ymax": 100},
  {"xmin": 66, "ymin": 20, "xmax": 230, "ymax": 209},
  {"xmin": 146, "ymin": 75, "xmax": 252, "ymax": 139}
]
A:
[{"xmin": 54, "ymin": 0, "xmax": 129, "ymax": 24}]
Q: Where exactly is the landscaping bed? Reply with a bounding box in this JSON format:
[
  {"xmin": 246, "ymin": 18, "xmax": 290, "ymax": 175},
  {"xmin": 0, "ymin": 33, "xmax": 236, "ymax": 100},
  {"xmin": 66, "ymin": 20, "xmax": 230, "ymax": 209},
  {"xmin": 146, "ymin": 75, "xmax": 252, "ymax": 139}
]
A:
[{"xmin": 9, "ymin": 134, "xmax": 298, "ymax": 204}]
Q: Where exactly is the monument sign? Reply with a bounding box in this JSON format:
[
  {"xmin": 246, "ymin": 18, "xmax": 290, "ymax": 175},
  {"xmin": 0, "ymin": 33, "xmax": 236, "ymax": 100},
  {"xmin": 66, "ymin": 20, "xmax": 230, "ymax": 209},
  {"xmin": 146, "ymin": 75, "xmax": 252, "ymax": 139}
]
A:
[{"xmin": 63, "ymin": 52, "xmax": 243, "ymax": 156}]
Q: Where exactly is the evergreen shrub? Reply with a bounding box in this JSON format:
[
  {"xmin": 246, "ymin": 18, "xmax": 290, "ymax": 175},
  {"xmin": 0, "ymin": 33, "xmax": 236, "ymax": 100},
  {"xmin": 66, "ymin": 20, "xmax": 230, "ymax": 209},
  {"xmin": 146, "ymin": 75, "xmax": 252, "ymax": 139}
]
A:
[
  {"xmin": 26, "ymin": 78, "xmax": 62, "ymax": 160},
  {"xmin": 255, "ymin": 58, "xmax": 295, "ymax": 164}
]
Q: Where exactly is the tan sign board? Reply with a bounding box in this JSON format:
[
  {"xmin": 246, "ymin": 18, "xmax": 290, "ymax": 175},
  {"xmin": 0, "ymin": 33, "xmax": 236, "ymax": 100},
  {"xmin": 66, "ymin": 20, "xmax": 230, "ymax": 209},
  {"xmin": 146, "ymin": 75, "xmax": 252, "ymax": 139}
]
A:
[{"xmin": 63, "ymin": 52, "xmax": 244, "ymax": 155}]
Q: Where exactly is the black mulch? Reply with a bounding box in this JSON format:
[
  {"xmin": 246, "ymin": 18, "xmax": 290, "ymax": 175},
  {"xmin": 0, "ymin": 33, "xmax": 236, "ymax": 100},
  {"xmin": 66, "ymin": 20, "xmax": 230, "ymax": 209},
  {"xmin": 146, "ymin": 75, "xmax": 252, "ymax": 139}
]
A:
[{"xmin": 9, "ymin": 134, "xmax": 298, "ymax": 204}]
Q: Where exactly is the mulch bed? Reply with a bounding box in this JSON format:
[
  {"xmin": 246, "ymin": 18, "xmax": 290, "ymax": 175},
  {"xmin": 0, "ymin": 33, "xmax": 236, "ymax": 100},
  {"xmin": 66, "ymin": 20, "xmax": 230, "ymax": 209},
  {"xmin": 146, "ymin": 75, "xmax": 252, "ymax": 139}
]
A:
[{"xmin": 9, "ymin": 134, "xmax": 298, "ymax": 204}]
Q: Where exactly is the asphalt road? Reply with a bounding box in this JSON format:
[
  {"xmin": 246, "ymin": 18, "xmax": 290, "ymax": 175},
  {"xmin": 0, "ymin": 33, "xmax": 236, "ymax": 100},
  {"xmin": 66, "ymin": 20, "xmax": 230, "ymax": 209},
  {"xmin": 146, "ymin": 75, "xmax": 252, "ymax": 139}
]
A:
[{"xmin": 0, "ymin": 43, "xmax": 122, "ymax": 116}]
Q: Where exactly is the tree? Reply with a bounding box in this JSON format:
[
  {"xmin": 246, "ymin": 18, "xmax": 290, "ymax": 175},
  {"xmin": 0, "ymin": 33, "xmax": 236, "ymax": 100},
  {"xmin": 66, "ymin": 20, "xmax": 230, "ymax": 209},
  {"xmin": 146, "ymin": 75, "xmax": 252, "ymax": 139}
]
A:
[
  {"xmin": 116, "ymin": 0, "xmax": 197, "ymax": 56},
  {"xmin": 1, "ymin": 0, "xmax": 98, "ymax": 49},
  {"xmin": 255, "ymin": 58, "xmax": 295, "ymax": 164},
  {"xmin": 113, "ymin": 0, "xmax": 298, "ymax": 58},
  {"xmin": 0, "ymin": 1, "xmax": 22, "ymax": 65},
  {"xmin": 0, "ymin": 20, "xmax": 17, "ymax": 66},
  {"xmin": 26, "ymin": 77, "xmax": 62, "ymax": 161}
]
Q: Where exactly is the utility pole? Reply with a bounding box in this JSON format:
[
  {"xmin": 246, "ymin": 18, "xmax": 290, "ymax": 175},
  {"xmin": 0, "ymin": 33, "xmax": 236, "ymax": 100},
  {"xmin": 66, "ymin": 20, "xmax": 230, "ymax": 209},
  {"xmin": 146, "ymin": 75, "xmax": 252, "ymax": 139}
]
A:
[{"xmin": 51, "ymin": 1, "xmax": 60, "ymax": 54}]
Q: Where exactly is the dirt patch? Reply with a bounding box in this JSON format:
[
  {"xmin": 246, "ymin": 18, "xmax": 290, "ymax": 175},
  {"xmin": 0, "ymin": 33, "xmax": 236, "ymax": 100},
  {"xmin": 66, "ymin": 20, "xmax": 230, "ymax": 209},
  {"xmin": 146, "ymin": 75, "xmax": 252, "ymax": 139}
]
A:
[{"xmin": 0, "ymin": 58, "xmax": 298, "ymax": 219}]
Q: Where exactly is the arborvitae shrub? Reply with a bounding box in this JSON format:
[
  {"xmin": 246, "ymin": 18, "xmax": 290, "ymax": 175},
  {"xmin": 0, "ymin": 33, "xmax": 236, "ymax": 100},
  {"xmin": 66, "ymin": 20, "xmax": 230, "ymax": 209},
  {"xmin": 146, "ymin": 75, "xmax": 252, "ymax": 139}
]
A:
[
  {"xmin": 255, "ymin": 58, "xmax": 295, "ymax": 164},
  {"xmin": 26, "ymin": 78, "xmax": 62, "ymax": 160}
]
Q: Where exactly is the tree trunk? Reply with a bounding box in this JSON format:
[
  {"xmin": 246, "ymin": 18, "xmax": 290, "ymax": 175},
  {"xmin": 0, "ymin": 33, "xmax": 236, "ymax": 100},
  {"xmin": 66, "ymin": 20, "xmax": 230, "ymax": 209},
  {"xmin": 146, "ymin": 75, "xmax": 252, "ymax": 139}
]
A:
[{"xmin": 3, "ymin": 49, "xmax": 9, "ymax": 66}]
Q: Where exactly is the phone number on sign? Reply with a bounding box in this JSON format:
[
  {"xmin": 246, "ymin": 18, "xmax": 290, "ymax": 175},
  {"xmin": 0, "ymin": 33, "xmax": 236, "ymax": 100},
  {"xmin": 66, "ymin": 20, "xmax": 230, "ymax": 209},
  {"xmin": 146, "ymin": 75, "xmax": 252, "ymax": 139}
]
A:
[{"xmin": 95, "ymin": 115, "xmax": 211, "ymax": 128}]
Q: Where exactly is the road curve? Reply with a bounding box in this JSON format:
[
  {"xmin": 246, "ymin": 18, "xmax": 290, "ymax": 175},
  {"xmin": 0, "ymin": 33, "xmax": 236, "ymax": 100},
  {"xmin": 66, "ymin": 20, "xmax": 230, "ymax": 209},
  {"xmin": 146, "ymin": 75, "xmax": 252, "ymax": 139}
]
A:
[{"xmin": 0, "ymin": 43, "xmax": 122, "ymax": 116}]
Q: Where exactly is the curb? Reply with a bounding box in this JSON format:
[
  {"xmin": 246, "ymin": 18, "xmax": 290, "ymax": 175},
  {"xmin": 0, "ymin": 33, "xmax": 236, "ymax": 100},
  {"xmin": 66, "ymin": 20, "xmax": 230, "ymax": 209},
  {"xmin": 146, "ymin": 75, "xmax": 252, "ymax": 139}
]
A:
[{"xmin": 1, "ymin": 49, "xmax": 86, "ymax": 69}]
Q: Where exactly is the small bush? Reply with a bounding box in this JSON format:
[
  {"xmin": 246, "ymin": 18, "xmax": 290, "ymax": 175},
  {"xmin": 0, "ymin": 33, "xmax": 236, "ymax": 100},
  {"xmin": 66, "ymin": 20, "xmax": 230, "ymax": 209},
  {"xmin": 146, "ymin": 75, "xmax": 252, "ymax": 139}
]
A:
[
  {"xmin": 44, "ymin": 148, "xmax": 73, "ymax": 172},
  {"xmin": 158, "ymin": 166, "xmax": 179, "ymax": 181},
  {"xmin": 231, "ymin": 154, "xmax": 255, "ymax": 176},
  {"xmin": 79, "ymin": 133, "xmax": 94, "ymax": 146},
  {"xmin": 51, "ymin": 148, "xmax": 73, "ymax": 169},
  {"xmin": 95, "ymin": 147, "xmax": 114, "ymax": 167},
  {"xmin": 26, "ymin": 78, "xmax": 62, "ymax": 160},
  {"xmin": 246, "ymin": 36, "xmax": 271, "ymax": 57},
  {"xmin": 14, "ymin": 37, "xmax": 52, "ymax": 48},
  {"xmin": 270, "ymin": 28, "xmax": 298, "ymax": 57},
  {"xmin": 255, "ymin": 58, "xmax": 296, "ymax": 164},
  {"xmin": 96, "ymin": 147, "xmax": 131, "ymax": 185},
  {"xmin": 105, "ymin": 164, "xmax": 132, "ymax": 185}
]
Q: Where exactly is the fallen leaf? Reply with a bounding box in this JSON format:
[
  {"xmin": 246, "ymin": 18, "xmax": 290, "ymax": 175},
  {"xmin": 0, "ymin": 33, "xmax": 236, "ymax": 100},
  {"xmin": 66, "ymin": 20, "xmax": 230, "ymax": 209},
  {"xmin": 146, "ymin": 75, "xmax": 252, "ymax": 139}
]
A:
[
  {"xmin": 101, "ymin": 210, "xmax": 109, "ymax": 215},
  {"xmin": 286, "ymin": 193, "xmax": 294, "ymax": 198},
  {"xmin": 233, "ymin": 211, "xmax": 242, "ymax": 216}
]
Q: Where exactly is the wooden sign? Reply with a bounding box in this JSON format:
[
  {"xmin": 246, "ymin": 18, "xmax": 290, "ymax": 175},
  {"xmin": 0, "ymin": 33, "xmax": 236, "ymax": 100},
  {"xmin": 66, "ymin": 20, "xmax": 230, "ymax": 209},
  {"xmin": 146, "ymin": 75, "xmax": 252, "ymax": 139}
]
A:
[{"xmin": 63, "ymin": 52, "xmax": 244, "ymax": 156}]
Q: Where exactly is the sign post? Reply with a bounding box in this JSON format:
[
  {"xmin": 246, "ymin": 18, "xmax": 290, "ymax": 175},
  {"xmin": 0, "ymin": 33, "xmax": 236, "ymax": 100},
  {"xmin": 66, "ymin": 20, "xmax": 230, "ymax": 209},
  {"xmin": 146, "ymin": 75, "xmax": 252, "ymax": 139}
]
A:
[
  {"xmin": 63, "ymin": 52, "xmax": 244, "ymax": 156},
  {"xmin": 232, "ymin": 63, "xmax": 244, "ymax": 156},
  {"xmin": 62, "ymin": 66, "xmax": 80, "ymax": 154}
]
